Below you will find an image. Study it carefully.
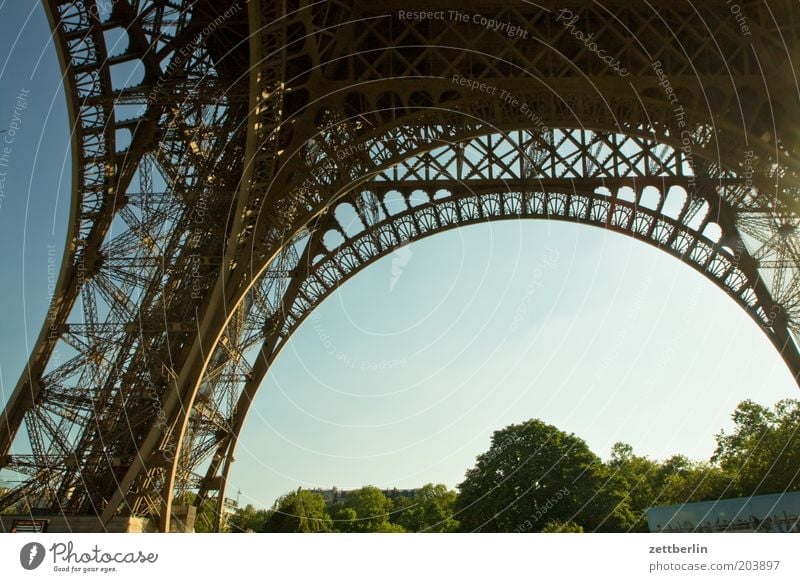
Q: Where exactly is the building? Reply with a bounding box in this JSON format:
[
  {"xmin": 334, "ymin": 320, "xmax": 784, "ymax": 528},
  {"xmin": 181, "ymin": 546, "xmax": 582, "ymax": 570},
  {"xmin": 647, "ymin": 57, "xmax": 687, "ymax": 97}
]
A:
[
  {"xmin": 222, "ymin": 497, "xmax": 239, "ymax": 517},
  {"xmin": 647, "ymin": 491, "xmax": 800, "ymax": 533},
  {"xmin": 312, "ymin": 487, "xmax": 421, "ymax": 505}
]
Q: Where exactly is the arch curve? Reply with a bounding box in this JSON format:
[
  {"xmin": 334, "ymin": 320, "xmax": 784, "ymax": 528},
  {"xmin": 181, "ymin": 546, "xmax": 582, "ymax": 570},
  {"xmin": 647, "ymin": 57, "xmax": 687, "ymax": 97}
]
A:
[
  {"xmin": 5, "ymin": 0, "xmax": 800, "ymax": 534},
  {"xmin": 191, "ymin": 127, "xmax": 800, "ymax": 530}
]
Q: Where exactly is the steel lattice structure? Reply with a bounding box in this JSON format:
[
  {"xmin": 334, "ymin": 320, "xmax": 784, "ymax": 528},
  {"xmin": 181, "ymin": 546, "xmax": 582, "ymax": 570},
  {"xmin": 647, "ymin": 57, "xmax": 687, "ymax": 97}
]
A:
[{"xmin": 1, "ymin": 0, "xmax": 800, "ymax": 531}]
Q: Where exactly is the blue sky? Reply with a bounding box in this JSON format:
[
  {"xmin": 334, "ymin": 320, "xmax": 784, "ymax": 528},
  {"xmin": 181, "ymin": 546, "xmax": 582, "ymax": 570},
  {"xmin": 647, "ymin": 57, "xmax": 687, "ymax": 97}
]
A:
[{"xmin": 0, "ymin": 3, "xmax": 797, "ymax": 508}]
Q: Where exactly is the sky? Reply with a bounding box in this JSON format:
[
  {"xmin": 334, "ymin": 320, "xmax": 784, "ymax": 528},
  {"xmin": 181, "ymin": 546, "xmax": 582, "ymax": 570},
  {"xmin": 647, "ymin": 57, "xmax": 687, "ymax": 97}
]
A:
[{"xmin": 0, "ymin": 3, "xmax": 797, "ymax": 509}]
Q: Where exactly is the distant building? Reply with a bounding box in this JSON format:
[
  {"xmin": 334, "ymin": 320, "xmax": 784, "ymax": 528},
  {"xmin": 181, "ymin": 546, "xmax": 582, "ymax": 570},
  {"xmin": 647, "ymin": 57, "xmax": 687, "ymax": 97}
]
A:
[
  {"xmin": 647, "ymin": 491, "xmax": 800, "ymax": 533},
  {"xmin": 383, "ymin": 487, "xmax": 419, "ymax": 501},
  {"xmin": 312, "ymin": 487, "xmax": 421, "ymax": 505},
  {"xmin": 222, "ymin": 497, "xmax": 239, "ymax": 517}
]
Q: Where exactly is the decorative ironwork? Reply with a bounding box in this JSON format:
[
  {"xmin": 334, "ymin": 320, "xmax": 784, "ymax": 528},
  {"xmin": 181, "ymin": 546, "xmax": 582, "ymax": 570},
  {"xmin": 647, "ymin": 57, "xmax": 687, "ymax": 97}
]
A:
[{"xmin": 1, "ymin": 0, "xmax": 799, "ymax": 532}]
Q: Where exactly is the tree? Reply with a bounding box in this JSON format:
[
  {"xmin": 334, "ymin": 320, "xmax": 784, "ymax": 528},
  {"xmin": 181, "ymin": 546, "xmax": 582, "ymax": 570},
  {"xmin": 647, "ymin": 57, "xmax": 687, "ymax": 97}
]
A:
[
  {"xmin": 172, "ymin": 492, "xmax": 229, "ymax": 532},
  {"xmin": 607, "ymin": 442, "xmax": 661, "ymax": 531},
  {"xmin": 229, "ymin": 503, "xmax": 269, "ymax": 533},
  {"xmin": 541, "ymin": 519, "xmax": 584, "ymax": 532},
  {"xmin": 713, "ymin": 399, "xmax": 800, "ymax": 495},
  {"xmin": 391, "ymin": 484, "xmax": 459, "ymax": 532},
  {"xmin": 332, "ymin": 506, "xmax": 359, "ymax": 532},
  {"xmin": 330, "ymin": 486, "xmax": 400, "ymax": 532},
  {"xmin": 655, "ymin": 456, "xmax": 737, "ymax": 506},
  {"xmin": 609, "ymin": 443, "xmax": 738, "ymax": 531},
  {"xmin": 609, "ymin": 445, "xmax": 735, "ymax": 529},
  {"xmin": 373, "ymin": 521, "xmax": 406, "ymax": 532},
  {"xmin": 0, "ymin": 487, "xmax": 12, "ymax": 515},
  {"xmin": 455, "ymin": 420, "xmax": 634, "ymax": 532},
  {"xmin": 263, "ymin": 489, "xmax": 333, "ymax": 533}
]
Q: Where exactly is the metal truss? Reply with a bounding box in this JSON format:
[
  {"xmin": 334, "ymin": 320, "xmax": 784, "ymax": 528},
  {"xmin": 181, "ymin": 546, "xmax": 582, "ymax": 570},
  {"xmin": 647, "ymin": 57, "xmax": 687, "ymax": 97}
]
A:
[{"xmin": 1, "ymin": 0, "xmax": 799, "ymax": 532}]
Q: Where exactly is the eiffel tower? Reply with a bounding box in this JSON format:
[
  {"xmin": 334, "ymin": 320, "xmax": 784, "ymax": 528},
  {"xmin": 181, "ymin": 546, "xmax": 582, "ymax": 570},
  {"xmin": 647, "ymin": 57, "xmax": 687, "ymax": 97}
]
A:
[{"xmin": 1, "ymin": 0, "xmax": 799, "ymax": 532}]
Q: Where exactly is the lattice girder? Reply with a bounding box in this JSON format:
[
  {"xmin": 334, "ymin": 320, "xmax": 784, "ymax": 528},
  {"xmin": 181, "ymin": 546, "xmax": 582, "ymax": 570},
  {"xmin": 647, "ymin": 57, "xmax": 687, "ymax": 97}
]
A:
[
  {"xmin": 189, "ymin": 125, "xmax": 800, "ymax": 526},
  {"xmin": 81, "ymin": 1, "xmax": 800, "ymax": 530},
  {"xmin": 0, "ymin": 0, "xmax": 249, "ymax": 516},
  {"xmin": 3, "ymin": 0, "xmax": 800, "ymax": 532}
]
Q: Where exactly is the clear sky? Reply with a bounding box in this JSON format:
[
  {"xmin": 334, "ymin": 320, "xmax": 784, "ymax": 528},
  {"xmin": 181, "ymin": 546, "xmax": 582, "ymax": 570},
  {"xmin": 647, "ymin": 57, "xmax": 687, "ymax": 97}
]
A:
[{"xmin": 0, "ymin": 3, "xmax": 797, "ymax": 509}]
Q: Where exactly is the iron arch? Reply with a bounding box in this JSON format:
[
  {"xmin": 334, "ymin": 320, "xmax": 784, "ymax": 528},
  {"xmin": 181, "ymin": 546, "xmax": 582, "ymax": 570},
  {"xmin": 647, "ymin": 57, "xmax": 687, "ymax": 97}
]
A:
[
  {"xmin": 4, "ymin": 0, "xmax": 800, "ymax": 534},
  {"xmin": 191, "ymin": 126, "xmax": 800, "ymax": 530}
]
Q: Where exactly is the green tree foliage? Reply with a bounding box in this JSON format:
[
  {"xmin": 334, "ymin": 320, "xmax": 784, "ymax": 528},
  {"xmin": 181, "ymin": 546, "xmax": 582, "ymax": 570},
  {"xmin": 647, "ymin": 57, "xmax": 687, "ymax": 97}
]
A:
[
  {"xmin": 229, "ymin": 503, "xmax": 269, "ymax": 533},
  {"xmin": 373, "ymin": 521, "xmax": 406, "ymax": 532},
  {"xmin": 607, "ymin": 442, "xmax": 659, "ymax": 531},
  {"xmin": 608, "ymin": 399, "xmax": 800, "ymax": 529},
  {"xmin": 173, "ymin": 493, "xmax": 228, "ymax": 532},
  {"xmin": 263, "ymin": 489, "xmax": 333, "ymax": 533},
  {"xmin": 655, "ymin": 456, "xmax": 737, "ymax": 505},
  {"xmin": 609, "ymin": 445, "xmax": 736, "ymax": 531},
  {"xmin": 330, "ymin": 486, "xmax": 401, "ymax": 532},
  {"xmin": 541, "ymin": 519, "xmax": 584, "ymax": 532},
  {"xmin": 455, "ymin": 420, "xmax": 635, "ymax": 532},
  {"xmin": 605, "ymin": 399, "xmax": 800, "ymax": 532},
  {"xmin": 0, "ymin": 487, "xmax": 12, "ymax": 515},
  {"xmin": 166, "ymin": 398, "xmax": 800, "ymax": 535},
  {"xmin": 391, "ymin": 484, "xmax": 459, "ymax": 532},
  {"xmin": 713, "ymin": 399, "xmax": 800, "ymax": 495},
  {"xmin": 331, "ymin": 506, "xmax": 359, "ymax": 532}
]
